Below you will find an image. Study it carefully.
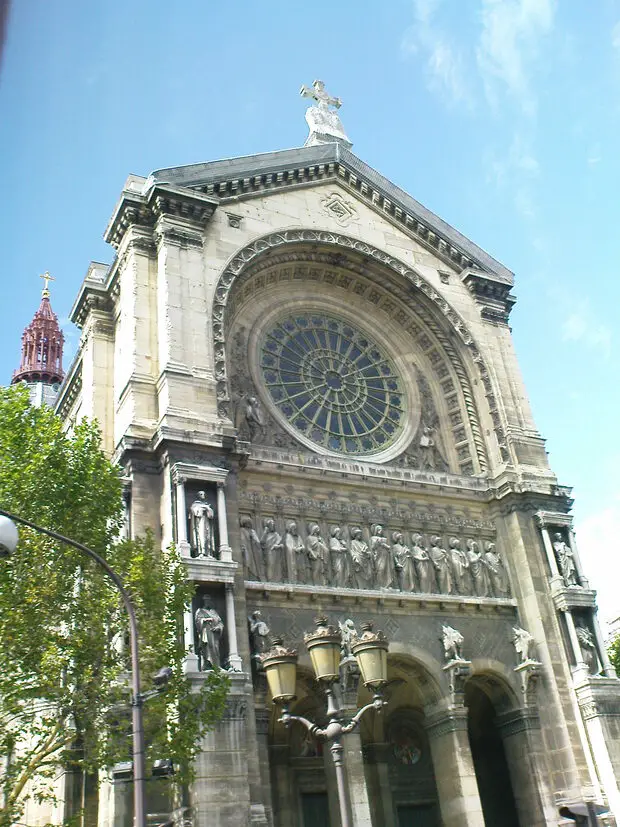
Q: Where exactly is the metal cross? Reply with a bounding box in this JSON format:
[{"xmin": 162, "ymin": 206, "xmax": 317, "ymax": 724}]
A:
[
  {"xmin": 300, "ymin": 79, "xmax": 342, "ymax": 110},
  {"xmin": 40, "ymin": 271, "xmax": 55, "ymax": 296}
]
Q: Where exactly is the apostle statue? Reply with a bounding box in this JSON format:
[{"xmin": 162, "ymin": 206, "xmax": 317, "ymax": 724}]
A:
[
  {"xmin": 248, "ymin": 610, "xmax": 270, "ymax": 660},
  {"xmin": 392, "ymin": 532, "xmax": 416, "ymax": 592},
  {"xmin": 330, "ymin": 525, "xmax": 349, "ymax": 588},
  {"xmin": 194, "ymin": 595, "xmax": 224, "ymax": 670},
  {"xmin": 240, "ymin": 516, "xmax": 264, "ymax": 581},
  {"xmin": 306, "ymin": 523, "xmax": 328, "ymax": 586},
  {"xmin": 430, "ymin": 536, "xmax": 453, "ymax": 594},
  {"xmin": 284, "ymin": 520, "xmax": 306, "ymax": 584},
  {"xmin": 466, "ymin": 539, "xmax": 490, "ymax": 597},
  {"xmin": 576, "ymin": 626, "xmax": 598, "ymax": 674},
  {"xmin": 371, "ymin": 524, "xmax": 394, "ymax": 590},
  {"xmin": 553, "ymin": 532, "xmax": 580, "ymax": 587},
  {"xmin": 339, "ymin": 618, "xmax": 358, "ymax": 659},
  {"xmin": 262, "ymin": 518, "xmax": 284, "ymax": 582},
  {"xmin": 412, "ymin": 533, "xmax": 435, "ymax": 593},
  {"xmin": 483, "ymin": 542, "xmax": 509, "ymax": 597},
  {"xmin": 189, "ymin": 491, "xmax": 216, "ymax": 558},
  {"xmin": 442, "ymin": 625, "xmax": 464, "ymax": 662},
  {"xmin": 349, "ymin": 526, "xmax": 373, "ymax": 590},
  {"xmin": 512, "ymin": 627, "xmax": 534, "ymax": 664},
  {"xmin": 449, "ymin": 537, "xmax": 471, "ymax": 595}
]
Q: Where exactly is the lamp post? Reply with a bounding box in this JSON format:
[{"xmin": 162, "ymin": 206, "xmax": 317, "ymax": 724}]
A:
[
  {"xmin": 261, "ymin": 617, "xmax": 389, "ymax": 827},
  {"xmin": 0, "ymin": 509, "xmax": 148, "ymax": 827}
]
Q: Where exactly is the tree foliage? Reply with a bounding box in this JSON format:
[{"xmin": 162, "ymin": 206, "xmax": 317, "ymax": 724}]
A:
[
  {"xmin": 609, "ymin": 635, "xmax": 620, "ymax": 677},
  {"xmin": 0, "ymin": 385, "xmax": 229, "ymax": 825}
]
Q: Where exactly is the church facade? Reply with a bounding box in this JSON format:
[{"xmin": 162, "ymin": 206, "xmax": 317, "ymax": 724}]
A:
[{"xmin": 56, "ymin": 85, "xmax": 620, "ymax": 826}]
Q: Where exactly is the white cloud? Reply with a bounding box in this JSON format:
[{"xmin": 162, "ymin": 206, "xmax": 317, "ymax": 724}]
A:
[
  {"xmin": 477, "ymin": 0, "xmax": 557, "ymax": 116},
  {"xmin": 561, "ymin": 309, "xmax": 612, "ymax": 358},
  {"xmin": 576, "ymin": 497, "xmax": 620, "ymax": 628},
  {"xmin": 402, "ymin": 0, "xmax": 471, "ymax": 105}
]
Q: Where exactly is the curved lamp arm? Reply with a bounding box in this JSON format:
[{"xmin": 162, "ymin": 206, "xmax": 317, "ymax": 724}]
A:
[
  {"xmin": 279, "ymin": 709, "xmax": 324, "ymax": 739},
  {"xmin": 341, "ymin": 695, "xmax": 386, "ymax": 735}
]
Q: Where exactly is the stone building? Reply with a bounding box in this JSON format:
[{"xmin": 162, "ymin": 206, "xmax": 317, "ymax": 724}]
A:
[{"xmin": 55, "ymin": 83, "xmax": 620, "ymax": 826}]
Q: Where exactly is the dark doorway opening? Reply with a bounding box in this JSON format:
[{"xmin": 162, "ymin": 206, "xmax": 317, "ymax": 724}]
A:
[
  {"xmin": 300, "ymin": 792, "xmax": 331, "ymax": 826},
  {"xmin": 397, "ymin": 803, "xmax": 441, "ymax": 826},
  {"xmin": 466, "ymin": 682, "xmax": 520, "ymax": 827}
]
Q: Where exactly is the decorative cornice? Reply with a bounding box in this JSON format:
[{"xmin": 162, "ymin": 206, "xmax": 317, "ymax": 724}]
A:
[
  {"xmin": 461, "ymin": 268, "xmax": 516, "ymax": 322},
  {"xmin": 104, "ymin": 183, "xmax": 218, "ymax": 251},
  {"xmin": 171, "ymin": 461, "xmax": 229, "ymax": 486}
]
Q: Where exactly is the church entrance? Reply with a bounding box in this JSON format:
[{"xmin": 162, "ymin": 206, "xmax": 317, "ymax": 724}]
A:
[
  {"xmin": 466, "ymin": 680, "xmax": 520, "ymax": 827},
  {"xmin": 396, "ymin": 803, "xmax": 440, "ymax": 827},
  {"xmin": 300, "ymin": 792, "xmax": 331, "ymax": 825}
]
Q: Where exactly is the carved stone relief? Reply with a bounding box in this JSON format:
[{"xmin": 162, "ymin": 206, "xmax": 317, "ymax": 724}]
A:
[{"xmin": 238, "ymin": 511, "xmax": 509, "ymax": 599}]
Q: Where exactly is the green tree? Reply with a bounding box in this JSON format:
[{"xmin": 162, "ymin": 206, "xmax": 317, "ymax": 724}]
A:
[
  {"xmin": 609, "ymin": 635, "xmax": 620, "ymax": 677},
  {"xmin": 0, "ymin": 385, "xmax": 229, "ymax": 826}
]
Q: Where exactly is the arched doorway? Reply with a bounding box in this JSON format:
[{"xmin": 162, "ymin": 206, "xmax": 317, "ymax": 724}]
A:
[
  {"xmin": 465, "ymin": 675, "xmax": 520, "ymax": 827},
  {"xmin": 360, "ymin": 654, "xmax": 443, "ymax": 827}
]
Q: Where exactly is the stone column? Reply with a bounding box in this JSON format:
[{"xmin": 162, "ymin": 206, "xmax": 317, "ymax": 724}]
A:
[
  {"xmin": 191, "ymin": 688, "xmax": 251, "ymax": 827},
  {"xmin": 537, "ymin": 521, "xmax": 564, "ymax": 588},
  {"xmin": 217, "ymin": 482, "xmax": 233, "ymax": 562},
  {"xmin": 183, "ymin": 602, "xmax": 199, "ymax": 674},
  {"xmin": 496, "ymin": 709, "xmax": 555, "ymax": 827},
  {"xmin": 225, "ymin": 584, "xmax": 243, "ymax": 672},
  {"xmin": 176, "ymin": 478, "xmax": 188, "ymax": 544},
  {"xmin": 339, "ymin": 662, "xmax": 373, "ymax": 827},
  {"xmin": 254, "ymin": 707, "xmax": 274, "ymax": 827},
  {"xmin": 592, "ymin": 611, "xmax": 615, "ymax": 678},
  {"xmin": 270, "ymin": 746, "xmax": 297, "ymax": 827},
  {"xmin": 568, "ymin": 529, "xmax": 590, "ymax": 589},
  {"xmin": 425, "ymin": 705, "xmax": 485, "ymax": 827},
  {"xmin": 363, "ymin": 743, "xmax": 396, "ymax": 827}
]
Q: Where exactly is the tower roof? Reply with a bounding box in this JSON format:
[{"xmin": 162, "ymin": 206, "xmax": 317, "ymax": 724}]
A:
[{"xmin": 12, "ymin": 274, "xmax": 64, "ymax": 386}]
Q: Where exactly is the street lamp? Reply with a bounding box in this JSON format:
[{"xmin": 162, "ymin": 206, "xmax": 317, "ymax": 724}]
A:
[
  {"xmin": 261, "ymin": 617, "xmax": 389, "ymax": 827},
  {"xmin": 0, "ymin": 509, "xmax": 151, "ymax": 827}
]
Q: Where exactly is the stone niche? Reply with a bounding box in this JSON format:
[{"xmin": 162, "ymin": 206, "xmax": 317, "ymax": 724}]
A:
[{"xmin": 192, "ymin": 586, "xmax": 230, "ymax": 672}]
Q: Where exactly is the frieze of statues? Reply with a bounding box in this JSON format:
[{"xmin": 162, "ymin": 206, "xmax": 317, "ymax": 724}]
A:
[{"xmin": 239, "ymin": 515, "xmax": 509, "ymax": 599}]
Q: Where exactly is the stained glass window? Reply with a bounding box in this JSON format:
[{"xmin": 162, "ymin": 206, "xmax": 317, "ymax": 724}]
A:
[{"xmin": 259, "ymin": 313, "xmax": 405, "ymax": 455}]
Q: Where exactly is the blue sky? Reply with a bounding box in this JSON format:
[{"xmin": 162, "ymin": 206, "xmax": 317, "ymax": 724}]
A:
[{"xmin": 1, "ymin": 1, "xmax": 619, "ymax": 620}]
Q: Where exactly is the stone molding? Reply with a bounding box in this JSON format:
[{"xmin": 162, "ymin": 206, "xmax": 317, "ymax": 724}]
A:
[
  {"xmin": 171, "ymin": 461, "xmax": 229, "ymax": 486},
  {"xmin": 211, "ymin": 229, "xmax": 509, "ymax": 462},
  {"xmin": 574, "ymin": 675, "xmax": 620, "ymax": 721},
  {"xmin": 496, "ymin": 707, "xmax": 541, "ymax": 737},
  {"xmin": 551, "ymin": 585, "xmax": 597, "ymax": 612},
  {"xmin": 424, "ymin": 705, "xmax": 469, "ymax": 739},
  {"xmin": 461, "ymin": 268, "xmax": 515, "ymax": 323},
  {"xmin": 182, "ymin": 554, "xmax": 238, "ymax": 585}
]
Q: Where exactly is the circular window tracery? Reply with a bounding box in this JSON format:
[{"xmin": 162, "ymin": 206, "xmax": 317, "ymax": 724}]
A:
[{"xmin": 259, "ymin": 312, "xmax": 405, "ymax": 455}]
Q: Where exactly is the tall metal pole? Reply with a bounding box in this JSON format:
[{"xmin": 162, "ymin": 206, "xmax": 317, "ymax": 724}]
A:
[
  {"xmin": 0, "ymin": 508, "xmax": 147, "ymax": 827},
  {"xmin": 329, "ymin": 740, "xmax": 351, "ymax": 827}
]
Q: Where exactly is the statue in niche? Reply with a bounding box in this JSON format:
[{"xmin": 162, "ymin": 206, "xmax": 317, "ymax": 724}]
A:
[
  {"xmin": 412, "ymin": 533, "xmax": 435, "ymax": 593},
  {"xmin": 339, "ymin": 618, "xmax": 358, "ymax": 659},
  {"xmin": 329, "ymin": 526, "xmax": 349, "ymax": 588},
  {"xmin": 483, "ymin": 542, "xmax": 509, "ymax": 597},
  {"xmin": 576, "ymin": 626, "xmax": 598, "ymax": 674},
  {"xmin": 262, "ymin": 518, "xmax": 284, "ymax": 582},
  {"xmin": 240, "ymin": 516, "xmax": 264, "ymax": 581},
  {"xmin": 442, "ymin": 625, "xmax": 464, "ymax": 662},
  {"xmin": 189, "ymin": 491, "xmax": 216, "ymax": 558},
  {"xmin": 194, "ymin": 595, "xmax": 224, "ymax": 670},
  {"xmin": 553, "ymin": 532, "xmax": 580, "ymax": 587},
  {"xmin": 248, "ymin": 610, "xmax": 270, "ymax": 660},
  {"xmin": 285, "ymin": 520, "xmax": 306, "ymax": 584},
  {"xmin": 392, "ymin": 532, "xmax": 416, "ymax": 592},
  {"xmin": 430, "ymin": 536, "xmax": 453, "ymax": 594},
  {"xmin": 349, "ymin": 526, "xmax": 373, "ymax": 590},
  {"xmin": 449, "ymin": 537, "xmax": 471, "ymax": 595},
  {"xmin": 234, "ymin": 392, "xmax": 266, "ymax": 443},
  {"xmin": 419, "ymin": 424, "xmax": 447, "ymax": 471},
  {"xmin": 466, "ymin": 539, "xmax": 490, "ymax": 597},
  {"xmin": 512, "ymin": 627, "xmax": 534, "ymax": 664},
  {"xmin": 371, "ymin": 524, "xmax": 395, "ymax": 590},
  {"xmin": 306, "ymin": 523, "xmax": 328, "ymax": 586}
]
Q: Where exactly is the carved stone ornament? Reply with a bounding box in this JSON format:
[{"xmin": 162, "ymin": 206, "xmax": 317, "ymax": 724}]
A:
[
  {"xmin": 320, "ymin": 191, "xmax": 358, "ymax": 227},
  {"xmin": 248, "ymin": 611, "xmax": 271, "ymax": 661},
  {"xmin": 512, "ymin": 626, "xmax": 535, "ymax": 665},
  {"xmin": 441, "ymin": 625, "xmax": 465, "ymax": 662},
  {"xmin": 300, "ymin": 79, "xmax": 352, "ymax": 149}
]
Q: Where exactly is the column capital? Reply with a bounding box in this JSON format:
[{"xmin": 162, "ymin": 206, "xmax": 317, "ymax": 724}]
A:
[
  {"xmin": 496, "ymin": 707, "xmax": 540, "ymax": 738},
  {"xmin": 424, "ymin": 704, "xmax": 469, "ymax": 739}
]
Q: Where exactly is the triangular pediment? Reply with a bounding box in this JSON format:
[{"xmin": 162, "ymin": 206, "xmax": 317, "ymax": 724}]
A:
[{"xmin": 147, "ymin": 144, "xmax": 513, "ymax": 285}]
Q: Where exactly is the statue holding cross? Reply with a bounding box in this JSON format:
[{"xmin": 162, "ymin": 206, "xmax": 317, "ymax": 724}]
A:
[{"xmin": 299, "ymin": 79, "xmax": 352, "ymax": 149}]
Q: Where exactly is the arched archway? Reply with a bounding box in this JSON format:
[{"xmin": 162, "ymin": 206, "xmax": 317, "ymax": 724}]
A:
[
  {"xmin": 360, "ymin": 653, "xmax": 444, "ymax": 827},
  {"xmin": 465, "ymin": 670, "xmax": 543, "ymax": 827},
  {"xmin": 213, "ymin": 230, "xmax": 509, "ymax": 470}
]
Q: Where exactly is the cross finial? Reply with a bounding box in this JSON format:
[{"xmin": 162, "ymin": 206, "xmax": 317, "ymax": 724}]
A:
[
  {"xmin": 299, "ymin": 79, "xmax": 342, "ymax": 110},
  {"xmin": 40, "ymin": 271, "xmax": 55, "ymax": 298},
  {"xmin": 299, "ymin": 78, "xmax": 352, "ymax": 149}
]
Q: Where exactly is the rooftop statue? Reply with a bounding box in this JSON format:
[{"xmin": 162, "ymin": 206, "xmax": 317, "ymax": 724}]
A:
[{"xmin": 300, "ymin": 79, "xmax": 352, "ymax": 149}]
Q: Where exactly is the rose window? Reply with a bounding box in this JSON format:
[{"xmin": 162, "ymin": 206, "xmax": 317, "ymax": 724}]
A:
[{"xmin": 259, "ymin": 312, "xmax": 405, "ymax": 455}]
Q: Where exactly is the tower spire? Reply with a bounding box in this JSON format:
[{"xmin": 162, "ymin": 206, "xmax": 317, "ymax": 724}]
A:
[{"xmin": 12, "ymin": 273, "xmax": 65, "ymax": 390}]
